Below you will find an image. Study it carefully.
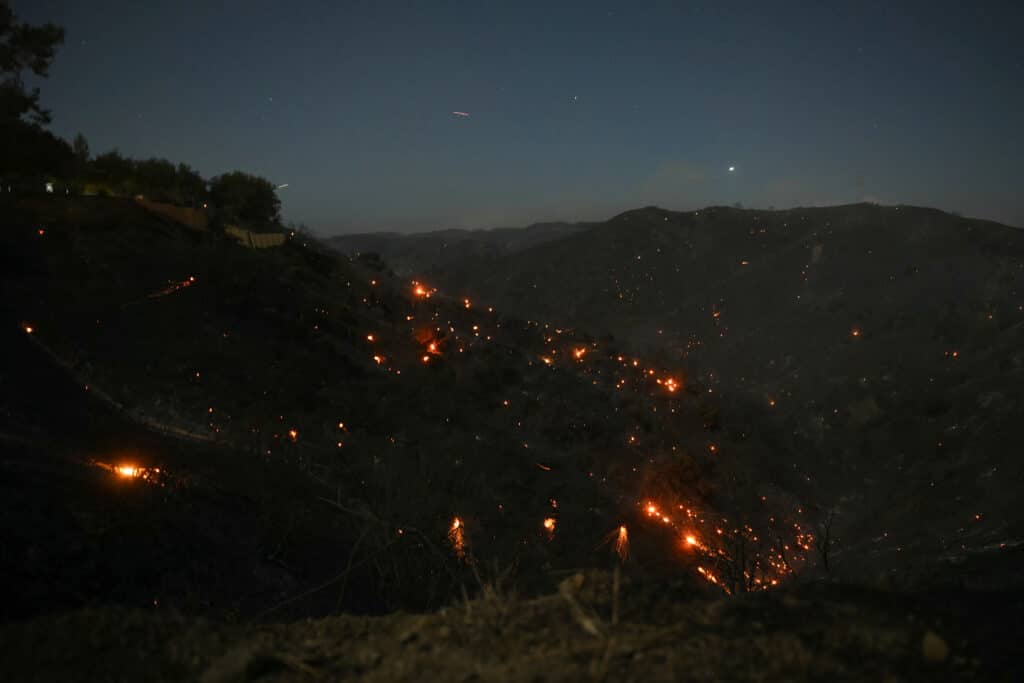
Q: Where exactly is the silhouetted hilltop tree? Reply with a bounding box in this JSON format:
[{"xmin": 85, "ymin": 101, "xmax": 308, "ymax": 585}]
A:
[
  {"xmin": 1, "ymin": 1, "xmax": 67, "ymax": 179},
  {"xmin": 0, "ymin": 0, "xmax": 64, "ymax": 126},
  {"xmin": 209, "ymin": 171, "xmax": 281, "ymax": 227}
]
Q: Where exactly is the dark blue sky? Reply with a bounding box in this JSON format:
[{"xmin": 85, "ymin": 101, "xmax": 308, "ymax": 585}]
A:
[{"xmin": 16, "ymin": 1, "xmax": 1024, "ymax": 233}]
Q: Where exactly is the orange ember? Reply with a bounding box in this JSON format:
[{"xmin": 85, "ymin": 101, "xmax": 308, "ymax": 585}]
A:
[
  {"xmin": 615, "ymin": 525, "xmax": 629, "ymax": 562},
  {"xmin": 448, "ymin": 516, "xmax": 466, "ymax": 559},
  {"xmin": 115, "ymin": 465, "xmax": 139, "ymax": 478}
]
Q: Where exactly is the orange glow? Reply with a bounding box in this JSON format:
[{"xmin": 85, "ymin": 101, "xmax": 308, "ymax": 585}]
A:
[
  {"xmin": 37, "ymin": 228, "xmax": 45, "ymax": 236},
  {"xmin": 373, "ymin": 355, "xmax": 384, "ymax": 364},
  {"xmin": 850, "ymin": 327, "xmax": 861, "ymax": 337},
  {"xmin": 448, "ymin": 517, "xmax": 466, "ymax": 559},
  {"xmin": 543, "ymin": 517, "xmax": 556, "ymax": 537},
  {"xmin": 684, "ymin": 534, "xmax": 699, "ymax": 548},
  {"xmin": 613, "ymin": 525, "xmax": 630, "ymax": 562},
  {"xmin": 573, "ymin": 347, "xmax": 587, "ymax": 360},
  {"xmin": 541, "ymin": 356, "xmax": 553, "ymax": 365},
  {"xmin": 115, "ymin": 465, "xmax": 139, "ymax": 478},
  {"xmin": 463, "ymin": 298, "xmax": 471, "ymax": 309},
  {"xmin": 288, "ymin": 429, "xmax": 298, "ymax": 442},
  {"xmin": 366, "ymin": 334, "xmax": 375, "ymax": 342},
  {"xmin": 411, "ymin": 281, "xmax": 435, "ymax": 299},
  {"xmin": 23, "ymin": 324, "xmax": 33, "ymax": 334},
  {"xmin": 421, "ymin": 355, "xmax": 431, "ymax": 363},
  {"xmin": 664, "ymin": 377, "xmax": 679, "ymax": 393}
]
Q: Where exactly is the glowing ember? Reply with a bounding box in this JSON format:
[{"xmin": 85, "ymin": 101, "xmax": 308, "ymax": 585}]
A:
[
  {"xmin": 373, "ymin": 355, "xmax": 384, "ymax": 364},
  {"xmin": 115, "ymin": 465, "xmax": 139, "ymax": 478},
  {"xmin": 663, "ymin": 377, "xmax": 680, "ymax": 393},
  {"xmin": 850, "ymin": 327, "xmax": 862, "ymax": 337},
  {"xmin": 411, "ymin": 281, "xmax": 435, "ymax": 299},
  {"xmin": 148, "ymin": 275, "xmax": 196, "ymax": 299},
  {"xmin": 684, "ymin": 534, "xmax": 699, "ymax": 548},
  {"xmin": 615, "ymin": 525, "xmax": 629, "ymax": 562},
  {"xmin": 448, "ymin": 517, "xmax": 467, "ymax": 559},
  {"xmin": 463, "ymin": 298, "xmax": 472, "ymax": 309},
  {"xmin": 288, "ymin": 429, "xmax": 298, "ymax": 442},
  {"xmin": 366, "ymin": 334, "xmax": 375, "ymax": 342},
  {"xmin": 543, "ymin": 517, "xmax": 556, "ymax": 537},
  {"xmin": 573, "ymin": 347, "xmax": 586, "ymax": 359},
  {"xmin": 23, "ymin": 324, "xmax": 33, "ymax": 334}
]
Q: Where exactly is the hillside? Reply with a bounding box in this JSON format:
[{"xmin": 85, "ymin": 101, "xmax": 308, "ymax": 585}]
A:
[
  {"xmin": 388, "ymin": 203, "xmax": 1024, "ymax": 587},
  {"xmin": 2, "ymin": 197, "xmax": 1023, "ymax": 680},
  {"xmin": 0, "ymin": 196, "xmax": 828, "ymax": 623}
]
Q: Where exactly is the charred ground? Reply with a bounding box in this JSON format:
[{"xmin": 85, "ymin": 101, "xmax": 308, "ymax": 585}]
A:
[{"xmin": 2, "ymin": 197, "xmax": 1022, "ymax": 680}]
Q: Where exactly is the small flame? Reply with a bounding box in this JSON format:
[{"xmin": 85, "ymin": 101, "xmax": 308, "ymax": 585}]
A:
[
  {"xmin": 615, "ymin": 525, "xmax": 629, "ymax": 562},
  {"xmin": 448, "ymin": 516, "xmax": 466, "ymax": 559},
  {"xmin": 115, "ymin": 465, "xmax": 139, "ymax": 478}
]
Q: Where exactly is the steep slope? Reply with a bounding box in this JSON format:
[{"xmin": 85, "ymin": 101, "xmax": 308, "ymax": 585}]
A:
[
  {"xmin": 0, "ymin": 197, "xmax": 816, "ymax": 621},
  {"xmin": 423, "ymin": 203, "xmax": 1024, "ymax": 585}
]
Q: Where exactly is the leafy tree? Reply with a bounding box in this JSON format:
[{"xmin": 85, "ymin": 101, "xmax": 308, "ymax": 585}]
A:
[
  {"xmin": 209, "ymin": 171, "xmax": 281, "ymax": 226},
  {"xmin": 0, "ymin": 1, "xmax": 65, "ymax": 126}
]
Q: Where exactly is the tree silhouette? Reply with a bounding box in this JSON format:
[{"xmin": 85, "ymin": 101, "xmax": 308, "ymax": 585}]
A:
[{"xmin": 0, "ymin": 1, "xmax": 65, "ymax": 126}]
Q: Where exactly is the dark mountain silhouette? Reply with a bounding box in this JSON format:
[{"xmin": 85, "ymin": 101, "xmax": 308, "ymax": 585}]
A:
[{"xmin": 328, "ymin": 221, "xmax": 595, "ymax": 274}]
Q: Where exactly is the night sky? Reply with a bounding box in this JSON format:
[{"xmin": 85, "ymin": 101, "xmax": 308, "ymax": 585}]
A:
[{"xmin": 15, "ymin": 1, "xmax": 1024, "ymax": 233}]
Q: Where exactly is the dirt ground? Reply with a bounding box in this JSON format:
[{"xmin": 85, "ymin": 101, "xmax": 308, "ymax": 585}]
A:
[{"xmin": 2, "ymin": 573, "xmax": 1020, "ymax": 682}]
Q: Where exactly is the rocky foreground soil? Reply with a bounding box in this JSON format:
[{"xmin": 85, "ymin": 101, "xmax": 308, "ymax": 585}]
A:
[{"xmin": 2, "ymin": 573, "xmax": 1020, "ymax": 682}]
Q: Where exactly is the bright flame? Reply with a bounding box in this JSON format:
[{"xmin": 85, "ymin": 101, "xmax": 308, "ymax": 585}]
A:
[
  {"xmin": 543, "ymin": 517, "xmax": 556, "ymax": 537},
  {"xmin": 573, "ymin": 347, "xmax": 586, "ymax": 360},
  {"xmin": 448, "ymin": 517, "xmax": 466, "ymax": 559},
  {"xmin": 115, "ymin": 465, "xmax": 138, "ymax": 478},
  {"xmin": 288, "ymin": 429, "xmax": 298, "ymax": 442}
]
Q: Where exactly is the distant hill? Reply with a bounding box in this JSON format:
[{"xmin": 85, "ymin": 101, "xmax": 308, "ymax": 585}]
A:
[
  {"xmin": 405, "ymin": 203, "xmax": 1024, "ymax": 585},
  {"xmin": 327, "ymin": 221, "xmax": 595, "ymax": 274}
]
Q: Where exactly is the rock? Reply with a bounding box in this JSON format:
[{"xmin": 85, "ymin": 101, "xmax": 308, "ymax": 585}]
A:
[{"xmin": 921, "ymin": 630, "xmax": 949, "ymax": 662}]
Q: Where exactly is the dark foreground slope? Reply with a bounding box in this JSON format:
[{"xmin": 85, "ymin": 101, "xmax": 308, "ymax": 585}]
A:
[
  {"xmin": 425, "ymin": 203, "xmax": 1024, "ymax": 587},
  {"xmin": 3, "ymin": 578, "xmax": 1021, "ymax": 682}
]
